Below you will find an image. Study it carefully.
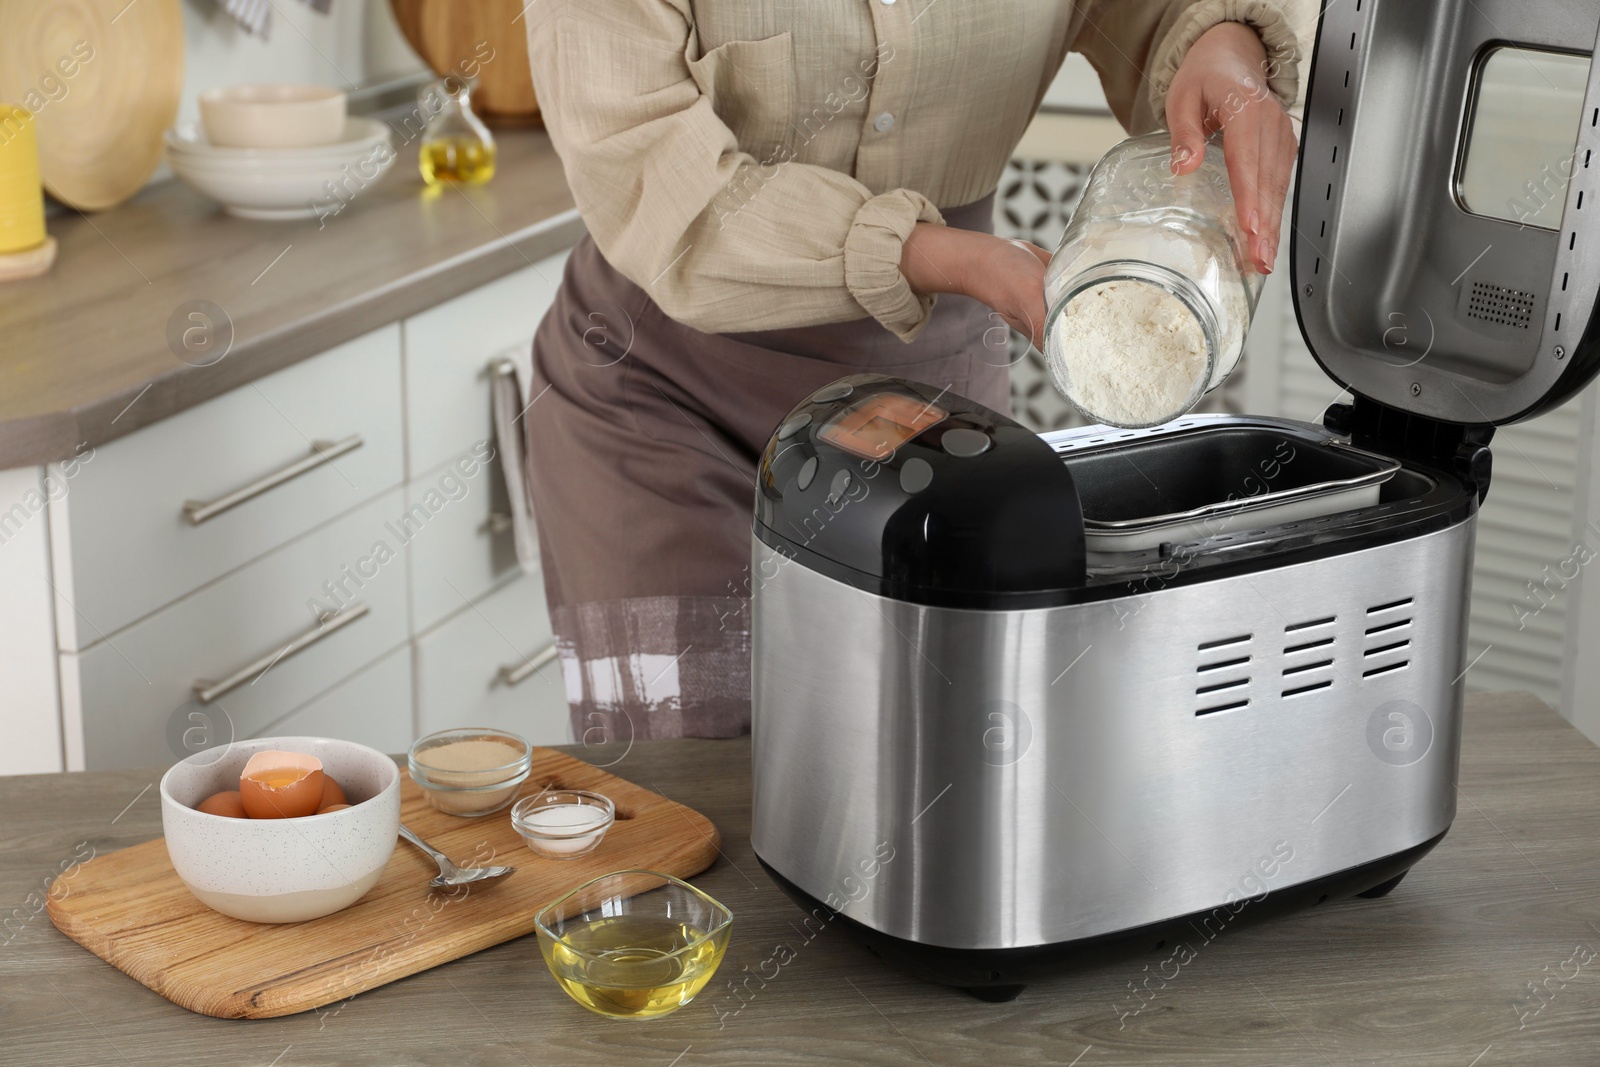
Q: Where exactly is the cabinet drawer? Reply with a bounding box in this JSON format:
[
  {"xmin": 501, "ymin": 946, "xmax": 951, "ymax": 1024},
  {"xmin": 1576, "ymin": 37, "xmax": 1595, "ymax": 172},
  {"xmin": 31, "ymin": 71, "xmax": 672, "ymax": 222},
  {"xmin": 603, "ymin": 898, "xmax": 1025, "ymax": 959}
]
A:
[
  {"xmin": 402, "ymin": 251, "xmax": 569, "ymax": 478},
  {"xmin": 65, "ymin": 488, "xmax": 409, "ymax": 770},
  {"xmin": 255, "ymin": 645, "xmax": 415, "ymax": 756},
  {"xmin": 405, "ymin": 444, "xmax": 524, "ymax": 634},
  {"xmin": 413, "ymin": 573, "xmax": 569, "ymax": 745},
  {"xmin": 51, "ymin": 326, "xmax": 404, "ymax": 651}
]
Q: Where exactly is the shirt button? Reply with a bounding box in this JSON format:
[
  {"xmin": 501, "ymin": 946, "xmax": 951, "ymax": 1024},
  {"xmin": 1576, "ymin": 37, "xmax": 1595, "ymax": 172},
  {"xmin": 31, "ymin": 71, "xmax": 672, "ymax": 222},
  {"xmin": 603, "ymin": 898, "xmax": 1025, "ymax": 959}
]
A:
[{"xmin": 873, "ymin": 112, "xmax": 895, "ymax": 133}]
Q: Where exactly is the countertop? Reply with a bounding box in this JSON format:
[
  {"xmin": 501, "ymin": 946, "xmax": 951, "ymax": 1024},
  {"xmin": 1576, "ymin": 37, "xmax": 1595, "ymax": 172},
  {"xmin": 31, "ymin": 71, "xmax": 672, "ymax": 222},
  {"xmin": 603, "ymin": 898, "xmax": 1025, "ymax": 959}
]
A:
[
  {"xmin": 0, "ymin": 129, "xmax": 583, "ymax": 469},
  {"xmin": 3, "ymin": 691, "xmax": 1598, "ymax": 1066}
]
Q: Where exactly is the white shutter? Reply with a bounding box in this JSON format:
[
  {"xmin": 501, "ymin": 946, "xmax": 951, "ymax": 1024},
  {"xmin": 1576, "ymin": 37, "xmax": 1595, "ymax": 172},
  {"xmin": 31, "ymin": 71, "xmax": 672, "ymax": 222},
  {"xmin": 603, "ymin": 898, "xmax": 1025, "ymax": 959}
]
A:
[{"xmin": 1263, "ymin": 273, "xmax": 1580, "ymax": 708}]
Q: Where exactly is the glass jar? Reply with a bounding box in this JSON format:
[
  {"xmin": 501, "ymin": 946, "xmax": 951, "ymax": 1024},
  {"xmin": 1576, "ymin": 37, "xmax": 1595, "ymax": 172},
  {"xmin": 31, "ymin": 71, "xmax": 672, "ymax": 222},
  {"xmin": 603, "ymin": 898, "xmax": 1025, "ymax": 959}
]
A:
[
  {"xmin": 1042, "ymin": 132, "xmax": 1264, "ymax": 428},
  {"xmin": 417, "ymin": 77, "xmax": 497, "ymax": 186}
]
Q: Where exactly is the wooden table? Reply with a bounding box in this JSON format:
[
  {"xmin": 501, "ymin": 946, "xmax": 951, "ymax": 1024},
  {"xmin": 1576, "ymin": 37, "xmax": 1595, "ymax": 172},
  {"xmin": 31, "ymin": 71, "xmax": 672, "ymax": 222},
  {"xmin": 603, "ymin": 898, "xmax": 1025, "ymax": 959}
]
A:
[{"xmin": 3, "ymin": 691, "xmax": 1597, "ymax": 1066}]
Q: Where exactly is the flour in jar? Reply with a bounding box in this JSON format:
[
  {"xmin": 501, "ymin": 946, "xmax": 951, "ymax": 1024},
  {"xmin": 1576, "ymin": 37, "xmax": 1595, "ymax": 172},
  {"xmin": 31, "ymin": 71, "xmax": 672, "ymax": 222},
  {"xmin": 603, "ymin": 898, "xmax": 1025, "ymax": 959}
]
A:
[
  {"xmin": 1044, "ymin": 280, "xmax": 1207, "ymax": 426},
  {"xmin": 1043, "ymin": 218, "xmax": 1252, "ymax": 427}
]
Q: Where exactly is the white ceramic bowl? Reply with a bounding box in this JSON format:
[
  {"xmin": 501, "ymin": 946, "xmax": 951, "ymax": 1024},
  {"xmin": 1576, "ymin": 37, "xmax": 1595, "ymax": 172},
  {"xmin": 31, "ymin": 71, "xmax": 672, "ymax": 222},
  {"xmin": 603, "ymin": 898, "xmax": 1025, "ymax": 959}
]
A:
[
  {"xmin": 165, "ymin": 120, "xmax": 396, "ymax": 221},
  {"xmin": 200, "ymin": 84, "xmax": 347, "ymax": 148},
  {"xmin": 160, "ymin": 736, "xmax": 401, "ymax": 923}
]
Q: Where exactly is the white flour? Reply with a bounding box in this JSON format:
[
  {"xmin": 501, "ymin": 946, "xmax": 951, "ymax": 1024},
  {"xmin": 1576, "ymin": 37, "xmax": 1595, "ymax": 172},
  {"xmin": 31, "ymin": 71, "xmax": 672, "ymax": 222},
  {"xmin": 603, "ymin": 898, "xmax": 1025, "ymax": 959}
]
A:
[{"xmin": 1042, "ymin": 213, "xmax": 1254, "ymax": 428}]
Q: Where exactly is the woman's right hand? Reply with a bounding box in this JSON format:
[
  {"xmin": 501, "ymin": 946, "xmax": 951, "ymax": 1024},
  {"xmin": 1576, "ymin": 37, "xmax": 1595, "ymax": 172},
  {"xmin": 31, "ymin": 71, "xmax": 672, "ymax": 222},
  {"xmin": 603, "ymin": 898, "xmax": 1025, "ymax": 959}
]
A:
[{"xmin": 899, "ymin": 223, "xmax": 1052, "ymax": 350}]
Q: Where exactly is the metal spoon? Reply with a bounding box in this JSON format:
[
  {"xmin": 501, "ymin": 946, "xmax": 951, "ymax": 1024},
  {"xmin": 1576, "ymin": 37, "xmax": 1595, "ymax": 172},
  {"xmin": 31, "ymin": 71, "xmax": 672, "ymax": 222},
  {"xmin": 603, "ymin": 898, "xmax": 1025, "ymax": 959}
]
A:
[{"xmin": 398, "ymin": 823, "xmax": 516, "ymax": 889}]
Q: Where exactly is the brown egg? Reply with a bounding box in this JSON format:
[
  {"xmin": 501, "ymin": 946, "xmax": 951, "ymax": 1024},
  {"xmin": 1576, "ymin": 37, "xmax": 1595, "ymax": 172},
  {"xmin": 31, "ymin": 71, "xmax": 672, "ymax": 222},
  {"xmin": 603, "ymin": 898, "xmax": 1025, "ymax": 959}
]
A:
[
  {"xmin": 316, "ymin": 803, "xmax": 351, "ymax": 815},
  {"xmin": 239, "ymin": 750, "xmax": 326, "ymax": 819},
  {"xmin": 196, "ymin": 790, "xmax": 248, "ymax": 818},
  {"xmin": 320, "ymin": 775, "xmax": 348, "ymax": 809}
]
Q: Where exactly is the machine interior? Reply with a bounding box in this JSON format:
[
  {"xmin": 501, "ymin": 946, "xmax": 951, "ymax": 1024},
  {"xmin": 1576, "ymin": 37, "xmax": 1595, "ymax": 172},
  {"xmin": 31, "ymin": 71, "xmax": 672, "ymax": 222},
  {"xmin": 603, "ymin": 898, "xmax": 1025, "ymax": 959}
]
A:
[
  {"xmin": 1058, "ymin": 426, "xmax": 1399, "ymax": 526},
  {"xmin": 1317, "ymin": 1, "xmax": 1594, "ymax": 388}
]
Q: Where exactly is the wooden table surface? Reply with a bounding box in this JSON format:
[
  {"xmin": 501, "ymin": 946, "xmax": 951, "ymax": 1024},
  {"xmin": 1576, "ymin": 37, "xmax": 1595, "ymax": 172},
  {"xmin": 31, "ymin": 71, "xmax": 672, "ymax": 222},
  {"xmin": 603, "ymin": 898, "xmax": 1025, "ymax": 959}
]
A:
[
  {"xmin": 0, "ymin": 128, "xmax": 582, "ymax": 468},
  {"xmin": 2, "ymin": 691, "xmax": 1597, "ymax": 1066}
]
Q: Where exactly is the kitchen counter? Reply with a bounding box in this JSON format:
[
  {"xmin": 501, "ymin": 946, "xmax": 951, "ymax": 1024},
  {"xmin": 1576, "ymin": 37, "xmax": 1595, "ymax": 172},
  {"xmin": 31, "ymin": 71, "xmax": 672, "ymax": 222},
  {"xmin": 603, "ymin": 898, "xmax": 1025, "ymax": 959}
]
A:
[
  {"xmin": 0, "ymin": 129, "xmax": 582, "ymax": 469},
  {"xmin": 3, "ymin": 691, "xmax": 1598, "ymax": 1066}
]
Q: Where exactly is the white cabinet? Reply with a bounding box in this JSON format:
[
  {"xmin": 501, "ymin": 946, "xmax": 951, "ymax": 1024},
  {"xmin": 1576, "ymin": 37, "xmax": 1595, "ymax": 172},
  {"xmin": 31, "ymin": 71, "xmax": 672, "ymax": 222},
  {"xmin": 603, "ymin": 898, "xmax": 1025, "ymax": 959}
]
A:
[
  {"xmin": 414, "ymin": 571, "xmax": 567, "ymax": 744},
  {"xmin": 259, "ymin": 645, "xmax": 415, "ymax": 756},
  {"xmin": 405, "ymin": 446, "xmax": 525, "ymax": 634},
  {"xmin": 402, "ymin": 253, "xmax": 569, "ymax": 478},
  {"xmin": 48, "ymin": 326, "xmax": 404, "ymax": 650},
  {"xmin": 63, "ymin": 489, "xmax": 410, "ymax": 770},
  {"xmin": 2, "ymin": 248, "xmax": 577, "ymax": 773}
]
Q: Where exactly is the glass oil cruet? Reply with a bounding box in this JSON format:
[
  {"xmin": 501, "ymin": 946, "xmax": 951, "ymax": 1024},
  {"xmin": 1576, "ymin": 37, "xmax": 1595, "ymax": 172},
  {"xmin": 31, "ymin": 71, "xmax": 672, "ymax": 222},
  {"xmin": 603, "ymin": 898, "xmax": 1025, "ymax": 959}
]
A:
[{"xmin": 418, "ymin": 76, "xmax": 497, "ymax": 186}]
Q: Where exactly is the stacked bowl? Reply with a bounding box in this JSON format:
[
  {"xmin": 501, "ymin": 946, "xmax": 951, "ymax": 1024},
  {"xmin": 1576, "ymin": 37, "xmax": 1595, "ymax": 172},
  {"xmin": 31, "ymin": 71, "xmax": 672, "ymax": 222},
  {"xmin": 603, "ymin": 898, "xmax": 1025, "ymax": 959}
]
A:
[{"xmin": 166, "ymin": 86, "xmax": 396, "ymax": 221}]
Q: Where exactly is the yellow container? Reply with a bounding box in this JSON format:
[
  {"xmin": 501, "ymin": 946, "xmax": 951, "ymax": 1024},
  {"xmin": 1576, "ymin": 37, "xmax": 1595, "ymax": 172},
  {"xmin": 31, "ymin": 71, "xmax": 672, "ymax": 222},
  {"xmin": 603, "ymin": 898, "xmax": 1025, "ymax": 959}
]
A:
[{"xmin": 0, "ymin": 106, "xmax": 47, "ymax": 255}]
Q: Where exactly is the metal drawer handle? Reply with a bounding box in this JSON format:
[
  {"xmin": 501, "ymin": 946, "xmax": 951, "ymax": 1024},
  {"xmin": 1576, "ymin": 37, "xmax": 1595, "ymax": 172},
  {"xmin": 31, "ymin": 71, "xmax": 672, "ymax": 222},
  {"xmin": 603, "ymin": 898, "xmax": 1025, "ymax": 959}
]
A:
[
  {"xmin": 183, "ymin": 435, "xmax": 364, "ymax": 525},
  {"xmin": 498, "ymin": 642, "xmax": 558, "ymax": 687},
  {"xmin": 193, "ymin": 604, "xmax": 370, "ymax": 705}
]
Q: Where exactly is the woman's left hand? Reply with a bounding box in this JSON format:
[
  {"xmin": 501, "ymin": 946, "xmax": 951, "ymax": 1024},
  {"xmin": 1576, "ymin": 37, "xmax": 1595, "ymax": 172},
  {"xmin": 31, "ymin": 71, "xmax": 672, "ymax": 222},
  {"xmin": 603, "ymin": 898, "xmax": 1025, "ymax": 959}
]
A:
[{"xmin": 1166, "ymin": 21, "xmax": 1299, "ymax": 274}]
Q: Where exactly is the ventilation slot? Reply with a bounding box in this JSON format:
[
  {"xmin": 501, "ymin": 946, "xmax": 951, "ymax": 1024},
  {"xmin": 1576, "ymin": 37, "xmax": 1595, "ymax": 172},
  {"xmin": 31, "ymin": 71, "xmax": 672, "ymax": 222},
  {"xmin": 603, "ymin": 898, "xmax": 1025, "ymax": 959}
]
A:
[
  {"xmin": 1198, "ymin": 634, "xmax": 1251, "ymax": 651},
  {"xmin": 1284, "ymin": 658, "xmax": 1334, "ymax": 677},
  {"xmin": 1196, "ymin": 636, "xmax": 1252, "ymax": 717},
  {"xmin": 1285, "ymin": 616, "xmax": 1335, "ymax": 633},
  {"xmin": 1466, "ymin": 281, "xmax": 1536, "ymax": 329},
  {"xmin": 1285, "ymin": 636, "xmax": 1335, "ymax": 655},
  {"xmin": 1362, "ymin": 599, "xmax": 1413, "ymax": 680},
  {"xmin": 1283, "ymin": 680, "xmax": 1333, "ymax": 698}
]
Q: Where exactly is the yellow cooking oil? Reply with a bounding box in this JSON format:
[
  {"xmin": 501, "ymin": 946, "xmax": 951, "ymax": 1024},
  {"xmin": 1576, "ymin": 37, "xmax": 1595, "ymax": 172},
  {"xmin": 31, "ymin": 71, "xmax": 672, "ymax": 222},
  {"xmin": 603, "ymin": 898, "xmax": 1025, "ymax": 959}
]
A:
[
  {"xmin": 541, "ymin": 916, "xmax": 727, "ymax": 1019},
  {"xmin": 419, "ymin": 136, "xmax": 496, "ymax": 186}
]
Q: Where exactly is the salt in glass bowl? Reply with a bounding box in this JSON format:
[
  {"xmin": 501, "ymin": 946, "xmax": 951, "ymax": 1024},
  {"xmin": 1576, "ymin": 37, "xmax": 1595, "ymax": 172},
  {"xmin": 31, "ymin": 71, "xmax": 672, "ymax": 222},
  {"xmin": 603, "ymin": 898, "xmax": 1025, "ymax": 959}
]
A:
[{"xmin": 511, "ymin": 789, "xmax": 615, "ymax": 858}]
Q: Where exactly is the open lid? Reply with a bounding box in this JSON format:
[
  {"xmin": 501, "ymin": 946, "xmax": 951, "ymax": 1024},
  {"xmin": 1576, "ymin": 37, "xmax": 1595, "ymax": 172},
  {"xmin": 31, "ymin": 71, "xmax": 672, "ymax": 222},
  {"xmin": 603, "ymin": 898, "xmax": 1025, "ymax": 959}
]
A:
[{"xmin": 1292, "ymin": 0, "xmax": 1600, "ymax": 427}]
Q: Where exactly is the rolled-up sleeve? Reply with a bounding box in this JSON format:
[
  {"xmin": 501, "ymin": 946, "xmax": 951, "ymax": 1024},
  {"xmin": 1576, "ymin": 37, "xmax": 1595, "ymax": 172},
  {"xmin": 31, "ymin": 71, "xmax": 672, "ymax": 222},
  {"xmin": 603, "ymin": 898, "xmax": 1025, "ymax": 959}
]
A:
[
  {"xmin": 1074, "ymin": 0, "xmax": 1302, "ymax": 133},
  {"xmin": 526, "ymin": 0, "xmax": 947, "ymax": 342}
]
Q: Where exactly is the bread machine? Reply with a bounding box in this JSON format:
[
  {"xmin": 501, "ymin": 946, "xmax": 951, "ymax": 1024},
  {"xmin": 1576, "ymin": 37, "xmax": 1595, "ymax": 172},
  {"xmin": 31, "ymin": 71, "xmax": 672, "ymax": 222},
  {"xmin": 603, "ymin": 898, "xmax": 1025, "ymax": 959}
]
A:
[{"xmin": 749, "ymin": 0, "xmax": 1600, "ymax": 999}]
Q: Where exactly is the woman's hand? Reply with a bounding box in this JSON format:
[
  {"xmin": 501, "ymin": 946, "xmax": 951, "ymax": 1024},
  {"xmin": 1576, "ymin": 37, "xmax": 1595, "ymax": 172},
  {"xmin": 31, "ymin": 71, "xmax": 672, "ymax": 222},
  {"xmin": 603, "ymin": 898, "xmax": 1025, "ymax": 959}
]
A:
[
  {"xmin": 1166, "ymin": 21, "xmax": 1299, "ymax": 274},
  {"xmin": 899, "ymin": 224, "xmax": 1052, "ymax": 349}
]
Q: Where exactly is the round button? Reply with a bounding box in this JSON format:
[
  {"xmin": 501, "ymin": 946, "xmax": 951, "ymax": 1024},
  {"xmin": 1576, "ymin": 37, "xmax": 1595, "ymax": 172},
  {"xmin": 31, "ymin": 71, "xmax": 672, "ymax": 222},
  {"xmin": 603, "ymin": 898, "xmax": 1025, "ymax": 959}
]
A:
[
  {"xmin": 899, "ymin": 457, "xmax": 933, "ymax": 494},
  {"xmin": 778, "ymin": 413, "xmax": 812, "ymax": 440},
  {"xmin": 827, "ymin": 469, "xmax": 852, "ymax": 505},
  {"xmin": 797, "ymin": 455, "xmax": 819, "ymax": 491},
  {"xmin": 873, "ymin": 112, "xmax": 895, "ymax": 133},
  {"xmin": 811, "ymin": 382, "xmax": 853, "ymax": 404},
  {"xmin": 941, "ymin": 427, "xmax": 991, "ymax": 458}
]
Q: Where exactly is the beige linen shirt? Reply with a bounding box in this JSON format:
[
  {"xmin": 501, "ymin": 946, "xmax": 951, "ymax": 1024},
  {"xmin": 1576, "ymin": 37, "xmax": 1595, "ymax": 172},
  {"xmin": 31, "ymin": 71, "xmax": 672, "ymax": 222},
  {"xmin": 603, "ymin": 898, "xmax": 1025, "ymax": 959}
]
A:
[{"xmin": 525, "ymin": 0, "xmax": 1299, "ymax": 342}]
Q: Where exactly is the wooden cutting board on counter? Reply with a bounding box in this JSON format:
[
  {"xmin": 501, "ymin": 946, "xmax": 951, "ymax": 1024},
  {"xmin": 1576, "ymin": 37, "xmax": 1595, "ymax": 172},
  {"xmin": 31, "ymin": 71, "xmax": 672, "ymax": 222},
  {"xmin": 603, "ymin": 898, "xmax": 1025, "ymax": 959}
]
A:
[{"xmin": 46, "ymin": 749, "xmax": 720, "ymax": 1019}]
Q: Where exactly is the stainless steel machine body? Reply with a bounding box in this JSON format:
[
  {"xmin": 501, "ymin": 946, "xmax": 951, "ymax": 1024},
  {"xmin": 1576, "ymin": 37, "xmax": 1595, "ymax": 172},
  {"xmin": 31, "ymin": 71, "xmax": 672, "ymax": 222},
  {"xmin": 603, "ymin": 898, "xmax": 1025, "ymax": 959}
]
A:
[{"xmin": 748, "ymin": 0, "xmax": 1600, "ymax": 994}]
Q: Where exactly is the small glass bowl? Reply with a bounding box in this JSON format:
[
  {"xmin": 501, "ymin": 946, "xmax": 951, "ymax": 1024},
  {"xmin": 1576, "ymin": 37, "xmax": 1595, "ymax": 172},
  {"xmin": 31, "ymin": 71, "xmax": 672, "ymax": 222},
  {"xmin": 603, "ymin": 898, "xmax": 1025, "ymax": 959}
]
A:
[
  {"xmin": 511, "ymin": 790, "xmax": 615, "ymax": 859},
  {"xmin": 535, "ymin": 870, "xmax": 733, "ymax": 1019},
  {"xmin": 407, "ymin": 728, "xmax": 532, "ymax": 817}
]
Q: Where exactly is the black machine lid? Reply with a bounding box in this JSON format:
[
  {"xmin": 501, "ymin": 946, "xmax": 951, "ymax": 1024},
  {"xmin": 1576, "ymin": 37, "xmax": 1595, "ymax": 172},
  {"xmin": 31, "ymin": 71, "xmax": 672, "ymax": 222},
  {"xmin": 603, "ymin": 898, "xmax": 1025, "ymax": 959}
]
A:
[
  {"xmin": 1292, "ymin": 0, "xmax": 1600, "ymax": 429},
  {"xmin": 754, "ymin": 375, "xmax": 1088, "ymax": 609}
]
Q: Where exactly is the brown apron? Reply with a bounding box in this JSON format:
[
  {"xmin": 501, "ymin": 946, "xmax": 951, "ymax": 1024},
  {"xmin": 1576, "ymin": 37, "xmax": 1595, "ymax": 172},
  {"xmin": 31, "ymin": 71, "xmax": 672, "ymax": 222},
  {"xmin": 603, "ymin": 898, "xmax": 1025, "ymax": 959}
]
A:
[{"xmin": 525, "ymin": 194, "xmax": 1008, "ymax": 741}]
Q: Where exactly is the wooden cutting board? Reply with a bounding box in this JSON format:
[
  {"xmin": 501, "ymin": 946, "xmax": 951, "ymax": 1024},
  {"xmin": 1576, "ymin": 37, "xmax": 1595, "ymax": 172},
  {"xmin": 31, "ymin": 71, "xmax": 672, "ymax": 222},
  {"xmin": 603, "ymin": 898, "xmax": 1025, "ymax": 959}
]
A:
[
  {"xmin": 46, "ymin": 749, "xmax": 721, "ymax": 1019},
  {"xmin": 389, "ymin": 0, "xmax": 539, "ymax": 119},
  {"xmin": 0, "ymin": 0, "xmax": 184, "ymax": 210}
]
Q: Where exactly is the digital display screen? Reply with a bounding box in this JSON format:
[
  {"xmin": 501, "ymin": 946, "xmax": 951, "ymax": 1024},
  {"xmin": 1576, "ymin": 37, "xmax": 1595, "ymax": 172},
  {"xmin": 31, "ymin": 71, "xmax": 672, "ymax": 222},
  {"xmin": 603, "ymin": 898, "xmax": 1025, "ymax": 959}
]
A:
[{"xmin": 817, "ymin": 393, "xmax": 947, "ymax": 460}]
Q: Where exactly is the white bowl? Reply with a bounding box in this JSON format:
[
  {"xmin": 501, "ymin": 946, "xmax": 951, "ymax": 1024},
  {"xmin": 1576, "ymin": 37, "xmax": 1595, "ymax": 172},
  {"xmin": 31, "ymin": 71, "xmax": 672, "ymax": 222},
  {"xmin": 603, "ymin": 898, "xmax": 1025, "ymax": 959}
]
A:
[
  {"xmin": 200, "ymin": 84, "xmax": 347, "ymax": 149},
  {"xmin": 165, "ymin": 117, "xmax": 390, "ymax": 163},
  {"xmin": 160, "ymin": 736, "xmax": 401, "ymax": 923},
  {"xmin": 166, "ymin": 123, "xmax": 396, "ymax": 220}
]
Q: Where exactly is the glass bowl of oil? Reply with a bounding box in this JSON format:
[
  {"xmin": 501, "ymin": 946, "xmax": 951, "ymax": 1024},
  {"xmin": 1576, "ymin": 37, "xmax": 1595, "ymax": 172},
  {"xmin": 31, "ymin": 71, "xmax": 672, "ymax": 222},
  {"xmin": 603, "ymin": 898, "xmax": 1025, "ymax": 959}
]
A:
[{"xmin": 535, "ymin": 869, "xmax": 732, "ymax": 1020}]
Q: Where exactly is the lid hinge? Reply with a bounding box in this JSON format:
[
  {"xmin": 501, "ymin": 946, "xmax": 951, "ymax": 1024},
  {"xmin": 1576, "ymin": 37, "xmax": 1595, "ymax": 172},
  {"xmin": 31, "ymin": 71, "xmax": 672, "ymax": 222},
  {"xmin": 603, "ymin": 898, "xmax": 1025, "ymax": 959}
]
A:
[{"xmin": 1324, "ymin": 397, "xmax": 1495, "ymax": 503}]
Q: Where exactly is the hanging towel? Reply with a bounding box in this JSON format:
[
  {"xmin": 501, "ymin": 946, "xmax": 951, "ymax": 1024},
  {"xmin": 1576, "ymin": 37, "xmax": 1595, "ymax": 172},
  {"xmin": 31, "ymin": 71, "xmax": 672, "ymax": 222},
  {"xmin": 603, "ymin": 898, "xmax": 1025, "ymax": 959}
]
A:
[
  {"xmin": 220, "ymin": 0, "xmax": 333, "ymax": 40},
  {"xmin": 489, "ymin": 348, "xmax": 541, "ymax": 578}
]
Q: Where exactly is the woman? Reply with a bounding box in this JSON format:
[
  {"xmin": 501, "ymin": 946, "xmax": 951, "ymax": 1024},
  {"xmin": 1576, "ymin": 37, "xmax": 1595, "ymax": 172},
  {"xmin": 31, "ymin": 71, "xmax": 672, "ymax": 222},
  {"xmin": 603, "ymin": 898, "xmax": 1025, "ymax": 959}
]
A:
[{"xmin": 524, "ymin": 0, "xmax": 1301, "ymax": 741}]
